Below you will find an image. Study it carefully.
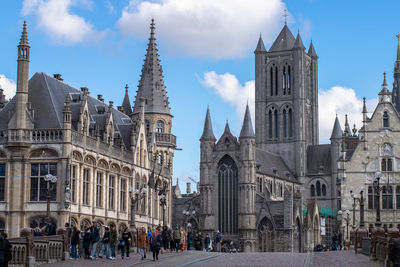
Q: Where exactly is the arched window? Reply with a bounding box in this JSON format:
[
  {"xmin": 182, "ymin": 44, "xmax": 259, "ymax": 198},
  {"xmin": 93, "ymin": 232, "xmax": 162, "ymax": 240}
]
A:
[
  {"xmin": 383, "ymin": 111, "xmax": 389, "ymax": 127},
  {"xmin": 275, "ymin": 66, "xmax": 278, "ymax": 95},
  {"xmin": 218, "ymin": 155, "xmax": 238, "ymax": 234},
  {"xmin": 270, "ymin": 67, "xmax": 273, "ymax": 96},
  {"xmin": 316, "ymin": 181, "xmax": 321, "ymax": 196},
  {"xmin": 268, "ymin": 110, "xmax": 273, "ymax": 139},
  {"xmin": 289, "ymin": 109, "xmax": 293, "ymax": 138},
  {"xmin": 274, "ymin": 109, "xmax": 278, "ymax": 139},
  {"xmin": 381, "ymin": 158, "xmax": 392, "ymax": 171},
  {"xmin": 257, "ymin": 177, "xmax": 263, "ymax": 193},
  {"xmin": 368, "ymin": 186, "xmax": 376, "ymax": 209},
  {"xmin": 311, "ymin": 184, "xmax": 315, "ymax": 197},
  {"xmin": 156, "ymin": 121, "xmax": 164, "ymax": 133},
  {"xmin": 382, "ymin": 186, "xmax": 393, "ymax": 209},
  {"xmin": 322, "ymin": 184, "xmax": 326, "ymax": 196},
  {"xmin": 287, "ymin": 66, "xmax": 291, "ymax": 95},
  {"xmin": 283, "ymin": 109, "xmax": 287, "ymax": 138},
  {"xmin": 157, "ymin": 153, "xmax": 163, "ymax": 165},
  {"xmin": 282, "ymin": 66, "xmax": 286, "ymax": 95}
]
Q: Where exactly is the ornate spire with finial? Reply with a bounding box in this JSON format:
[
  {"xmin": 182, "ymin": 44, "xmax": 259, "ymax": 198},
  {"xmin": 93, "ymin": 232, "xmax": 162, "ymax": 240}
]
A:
[
  {"xmin": 344, "ymin": 114, "xmax": 351, "ymax": 135},
  {"xmin": 200, "ymin": 106, "xmax": 216, "ymax": 141},
  {"xmin": 19, "ymin": 21, "xmax": 29, "ymax": 46},
  {"xmin": 362, "ymin": 97, "xmax": 367, "ymax": 113},
  {"xmin": 122, "ymin": 84, "xmax": 132, "ymax": 115},
  {"xmin": 352, "ymin": 124, "xmax": 357, "ymax": 136},
  {"xmin": 283, "ymin": 8, "xmax": 288, "ymax": 25},
  {"xmin": 379, "ymin": 72, "xmax": 390, "ymax": 95}
]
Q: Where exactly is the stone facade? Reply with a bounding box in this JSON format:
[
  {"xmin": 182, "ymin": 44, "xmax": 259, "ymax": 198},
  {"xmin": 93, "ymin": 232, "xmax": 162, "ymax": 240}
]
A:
[{"xmin": 0, "ymin": 21, "xmax": 176, "ymax": 237}]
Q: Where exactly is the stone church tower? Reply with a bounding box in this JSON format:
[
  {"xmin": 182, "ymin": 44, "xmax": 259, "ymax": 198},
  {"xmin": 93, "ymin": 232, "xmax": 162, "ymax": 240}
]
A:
[{"xmin": 255, "ymin": 24, "xmax": 318, "ymax": 179}]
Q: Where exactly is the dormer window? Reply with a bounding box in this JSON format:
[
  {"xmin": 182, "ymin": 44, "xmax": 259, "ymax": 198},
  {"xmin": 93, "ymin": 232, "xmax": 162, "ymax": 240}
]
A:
[{"xmin": 383, "ymin": 111, "xmax": 389, "ymax": 127}]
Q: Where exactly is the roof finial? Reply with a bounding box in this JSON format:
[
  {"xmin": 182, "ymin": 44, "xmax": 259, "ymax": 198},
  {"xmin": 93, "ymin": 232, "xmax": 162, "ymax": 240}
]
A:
[
  {"xmin": 125, "ymin": 84, "xmax": 129, "ymax": 93},
  {"xmin": 19, "ymin": 21, "xmax": 29, "ymax": 46},
  {"xmin": 383, "ymin": 72, "xmax": 387, "ymax": 86},
  {"xmin": 283, "ymin": 8, "xmax": 288, "ymax": 25},
  {"xmin": 150, "ymin": 18, "xmax": 155, "ymax": 38}
]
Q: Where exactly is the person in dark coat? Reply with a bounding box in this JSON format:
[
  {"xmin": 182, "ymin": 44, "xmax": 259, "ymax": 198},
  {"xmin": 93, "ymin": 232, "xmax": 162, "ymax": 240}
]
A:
[
  {"xmin": 70, "ymin": 226, "xmax": 80, "ymax": 259},
  {"xmin": 89, "ymin": 221, "xmax": 100, "ymax": 259},
  {"xmin": 187, "ymin": 232, "xmax": 193, "ymax": 251},
  {"xmin": 0, "ymin": 233, "xmax": 12, "ymax": 267},
  {"xmin": 390, "ymin": 238, "xmax": 400, "ymax": 267},
  {"xmin": 150, "ymin": 231, "xmax": 162, "ymax": 261},
  {"xmin": 99, "ymin": 226, "xmax": 111, "ymax": 259},
  {"xmin": 82, "ymin": 230, "xmax": 91, "ymax": 259},
  {"xmin": 45, "ymin": 221, "xmax": 56, "ymax": 236},
  {"xmin": 121, "ymin": 228, "xmax": 132, "ymax": 258},
  {"xmin": 338, "ymin": 231, "xmax": 343, "ymax": 250}
]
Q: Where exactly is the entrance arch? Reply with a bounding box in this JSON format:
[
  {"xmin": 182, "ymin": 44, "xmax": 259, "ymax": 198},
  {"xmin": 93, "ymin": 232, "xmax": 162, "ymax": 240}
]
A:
[{"xmin": 258, "ymin": 217, "xmax": 274, "ymax": 252}]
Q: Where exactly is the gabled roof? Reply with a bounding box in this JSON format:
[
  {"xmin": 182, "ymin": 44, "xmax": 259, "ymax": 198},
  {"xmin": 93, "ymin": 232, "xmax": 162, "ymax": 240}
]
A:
[
  {"xmin": 268, "ymin": 25, "xmax": 296, "ymax": 52},
  {"xmin": 132, "ymin": 19, "xmax": 171, "ymax": 116}
]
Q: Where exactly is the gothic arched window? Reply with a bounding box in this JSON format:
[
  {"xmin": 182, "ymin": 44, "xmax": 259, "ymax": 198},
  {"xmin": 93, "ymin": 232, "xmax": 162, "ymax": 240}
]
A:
[
  {"xmin": 274, "ymin": 109, "xmax": 278, "ymax": 139},
  {"xmin": 145, "ymin": 120, "xmax": 150, "ymax": 132},
  {"xmin": 282, "ymin": 66, "xmax": 286, "ymax": 95},
  {"xmin": 311, "ymin": 184, "xmax": 315, "ymax": 197},
  {"xmin": 382, "ymin": 186, "xmax": 393, "ymax": 209},
  {"xmin": 289, "ymin": 108, "xmax": 293, "ymax": 138},
  {"xmin": 383, "ymin": 111, "xmax": 389, "ymax": 127},
  {"xmin": 381, "ymin": 158, "xmax": 392, "ymax": 172},
  {"xmin": 218, "ymin": 155, "xmax": 238, "ymax": 234},
  {"xmin": 316, "ymin": 181, "xmax": 321, "ymax": 196},
  {"xmin": 268, "ymin": 110, "xmax": 273, "ymax": 139},
  {"xmin": 322, "ymin": 184, "xmax": 326, "ymax": 196},
  {"xmin": 287, "ymin": 66, "xmax": 291, "ymax": 95},
  {"xmin": 275, "ymin": 66, "xmax": 278, "ymax": 95},
  {"xmin": 270, "ymin": 67, "xmax": 273, "ymax": 96},
  {"xmin": 283, "ymin": 109, "xmax": 287, "ymax": 138},
  {"xmin": 156, "ymin": 120, "xmax": 164, "ymax": 133}
]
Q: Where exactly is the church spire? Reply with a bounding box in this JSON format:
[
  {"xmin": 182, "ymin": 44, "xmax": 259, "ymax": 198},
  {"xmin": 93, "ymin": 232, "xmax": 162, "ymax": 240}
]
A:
[
  {"xmin": 395, "ymin": 34, "xmax": 400, "ymax": 73},
  {"xmin": 330, "ymin": 115, "xmax": 343, "ymax": 140},
  {"xmin": 393, "ymin": 35, "xmax": 400, "ymax": 111},
  {"xmin": 132, "ymin": 19, "xmax": 170, "ymax": 115},
  {"xmin": 240, "ymin": 103, "xmax": 255, "ymax": 138},
  {"xmin": 200, "ymin": 107, "xmax": 216, "ymax": 141},
  {"xmin": 122, "ymin": 84, "xmax": 132, "ymax": 115},
  {"xmin": 255, "ymin": 34, "xmax": 266, "ymax": 53},
  {"xmin": 293, "ymin": 31, "xmax": 305, "ymax": 50},
  {"xmin": 308, "ymin": 40, "xmax": 317, "ymax": 58}
]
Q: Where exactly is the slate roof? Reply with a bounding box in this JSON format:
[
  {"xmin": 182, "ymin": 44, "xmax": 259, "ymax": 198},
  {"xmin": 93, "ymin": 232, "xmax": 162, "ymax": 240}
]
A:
[
  {"xmin": 132, "ymin": 19, "xmax": 171, "ymax": 116},
  {"xmin": 268, "ymin": 25, "xmax": 296, "ymax": 52},
  {"xmin": 255, "ymin": 148, "xmax": 298, "ymax": 183},
  {"xmin": 308, "ymin": 41, "xmax": 317, "ymax": 57},
  {"xmin": 255, "ymin": 35, "xmax": 266, "ymax": 52},
  {"xmin": 306, "ymin": 145, "xmax": 332, "ymax": 174},
  {"xmin": 330, "ymin": 116, "xmax": 343, "ymax": 139},
  {"xmin": 200, "ymin": 107, "xmax": 216, "ymax": 141},
  {"xmin": 239, "ymin": 104, "xmax": 255, "ymax": 138},
  {"xmin": 0, "ymin": 72, "xmax": 134, "ymax": 148},
  {"xmin": 293, "ymin": 32, "xmax": 305, "ymax": 50}
]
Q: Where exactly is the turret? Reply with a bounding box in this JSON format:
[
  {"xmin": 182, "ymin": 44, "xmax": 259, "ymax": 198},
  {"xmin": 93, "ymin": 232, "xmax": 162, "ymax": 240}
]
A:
[
  {"xmin": 200, "ymin": 107, "xmax": 216, "ymax": 183},
  {"xmin": 122, "ymin": 84, "xmax": 132, "ymax": 115},
  {"xmin": 239, "ymin": 103, "xmax": 255, "ymax": 161}
]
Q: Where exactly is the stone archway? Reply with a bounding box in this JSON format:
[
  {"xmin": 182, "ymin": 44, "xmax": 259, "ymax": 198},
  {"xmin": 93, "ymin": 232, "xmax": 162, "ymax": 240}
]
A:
[{"xmin": 258, "ymin": 217, "xmax": 274, "ymax": 252}]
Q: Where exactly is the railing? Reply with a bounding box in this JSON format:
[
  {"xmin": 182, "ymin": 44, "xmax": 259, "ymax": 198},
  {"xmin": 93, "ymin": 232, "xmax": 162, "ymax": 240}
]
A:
[
  {"xmin": 149, "ymin": 133, "xmax": 176, "ymax": 147},
  {"xmin": 0, "ymin": 129, "xmax": 64, "ymax": 144},
  {"xmin": 8, "ymin": 235, "xmax": 66, "ymax": 267}
]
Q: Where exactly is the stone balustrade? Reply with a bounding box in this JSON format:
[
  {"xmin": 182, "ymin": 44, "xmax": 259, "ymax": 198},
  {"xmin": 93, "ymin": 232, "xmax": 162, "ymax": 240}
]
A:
[{"xmin": 0, "ymin": 129, "xmax": 63, "ymax": 143}]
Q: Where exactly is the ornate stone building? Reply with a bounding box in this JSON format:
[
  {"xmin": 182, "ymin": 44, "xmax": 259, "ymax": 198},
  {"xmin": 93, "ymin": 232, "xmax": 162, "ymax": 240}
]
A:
[
  {"xmin": 196, "ymin": 24, "xmax": 346, "ymax": 252},
  {"xmin": 0, "ymin": 20, "xmax": 176, "ymax": 237},
  {"xmin": 339, "ymin": 45, "xmax": 400, "ymax": 236}
]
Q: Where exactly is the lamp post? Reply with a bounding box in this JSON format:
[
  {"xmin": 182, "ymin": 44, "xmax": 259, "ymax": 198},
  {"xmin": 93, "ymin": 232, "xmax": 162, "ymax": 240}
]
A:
[
  {"xmin": 129, "ymin": 186, "xmax": 147, "ymax": 253},
  {"xmin": 350, "ymin": 186, "xmax": 365, "ymax": 252},
  {"xmin": 345, "ymin": 210, "xmax": 350, "ymax": 241},
  {"xmin": 373, "ymin": 171, "xmax": 382, "ymax": 227},
  {"xmin": 182, "ymin": 209, "xmax": 196, "ymax": 232},
  {"xmin": 44, "ymin": 174, "xmax": 57, "ymax": 223}
]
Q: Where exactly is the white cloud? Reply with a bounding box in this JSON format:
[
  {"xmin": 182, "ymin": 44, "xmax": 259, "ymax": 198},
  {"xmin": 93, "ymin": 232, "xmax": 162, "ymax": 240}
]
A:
[
  {"xmin": 22, "ymin": 0, "xmax": 105, "ymax": 44},
  {"xmin": 202, "ymin": 71, "xmax": 255, "ymax": 122},
  {"xmin": 117, "ymin": 0, "xmax": 287, "ymax": 59},
  {"xmin": 202, "ymin": 72, "xmax": 379, "ymax": 143},
  {"xmin": 0, "ymin": 75, "xmax": 16, "ymax": 100}
]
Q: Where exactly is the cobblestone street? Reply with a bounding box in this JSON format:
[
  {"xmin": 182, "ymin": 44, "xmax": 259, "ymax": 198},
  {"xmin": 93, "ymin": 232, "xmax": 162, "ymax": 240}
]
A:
[{"xmin": 41, "ymin": 250, "xmax": 381, "ymax": 267}]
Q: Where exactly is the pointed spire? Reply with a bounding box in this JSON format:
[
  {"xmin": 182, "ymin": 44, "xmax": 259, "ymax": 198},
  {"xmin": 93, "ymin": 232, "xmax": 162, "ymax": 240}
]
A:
[
  {"xmin": 240, "ymin": 104, "xmax": 255, "ymax": 138},
  {"xmin": 362, "ymin": 97, "xmax": 367, "ymax": 113},
  {"xmin": 293, "ymin": 32, "xmax": 305, "ymax": 50},
  {"xmin": 330, "ymin": 115, "xmax": 343, "ymax": 140},
  {"xmin": 269, "ymin": 24, "xmax": 295, "ymax": 52},
  {"xmin": 255, "ymin": 34, "xmax": 266, "ymax": 53},
  {"xmin": 19, "ymin": 21, "xmax": 29, "ymax": 46},
  {"xmin": 133, "ymin": 19, "xmax": 170, "ymax": 115},
  {"xmin": 379, "ymin": 72, "xmax": 390, "ymax": 95},
  {"xmin": 396, "ymin": 34, "xmax": 400, "ymax": 61},
  {"xmin": 122, "ymin": 84, "xmax": 132, "ymax": 115},
  {"xmin": 308, "ymin": 40, "xmax": 317, "ymax": 57},
  {"xmin": 200, "ymin": 107, "xmax": 216, "ymax": 141},
  {"xmin": 344, "ymin": 114, "xmax": 351, "ymax": 135}
]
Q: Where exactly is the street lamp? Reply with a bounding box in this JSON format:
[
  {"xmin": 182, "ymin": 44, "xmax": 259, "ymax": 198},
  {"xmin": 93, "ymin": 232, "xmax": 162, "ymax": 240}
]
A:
[
  {"xmin": 44, "ymin": 174, "xmax": 57, "ymax": 223},
  {"xmin": 345, "ymin": 209, "xmax": 350, "ymax": 241},
  {"xmin": 350, "ymin": 186, "xmax": 365, "ymax": 252},
  {"xmin": 373, "ymin": 171, "xmax": 382, "ymax": 227},
  {"xmin": 183, "ymin": 208, "xmax": 196, "ymax": 232},
  {"xmin": 128, "ymin": 186, "xmax": 147, "ymax": 228}
]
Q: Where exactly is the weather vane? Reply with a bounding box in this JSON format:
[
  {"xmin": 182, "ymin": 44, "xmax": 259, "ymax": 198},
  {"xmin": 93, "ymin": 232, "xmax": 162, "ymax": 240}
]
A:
[{"xmin": 283, "ymin": 9, "xmax": 288, "ymax": 25}]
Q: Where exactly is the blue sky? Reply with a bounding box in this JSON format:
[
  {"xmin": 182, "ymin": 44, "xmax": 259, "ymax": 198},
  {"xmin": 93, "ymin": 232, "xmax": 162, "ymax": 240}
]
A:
[{"xmin": 0, "ymin": 0, "xmax": 399, "ymax": 192}]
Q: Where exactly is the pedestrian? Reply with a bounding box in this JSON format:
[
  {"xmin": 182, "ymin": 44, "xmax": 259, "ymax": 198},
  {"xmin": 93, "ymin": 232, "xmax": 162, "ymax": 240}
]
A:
[
  {"xmin": 0, "ymin": 233, "xmax": 12, "ymax": 267},
  {"xmin": 121, "ymin": 228, "xmax": 132, "ymax": 259},
  {"xmin": 161, "ymin": 226, "xmax": 169, "ymax": 250},
  {"xmin": 89, "ymin": 221, "xmax": 100, "ymax": 259},
  {"xmin": 150, "ymin": 230, "xmax": 162, "ymax": 261},
  {"xmin": 138, "ymin": 227, "xmax": 148, "ymax": 260},
  {"xmin": 65, "ymin": 222, "xmax": 72, "ymax": 241},
  {"xmin": 109, "ymin": 225, "xmax": 117, "ymax": 259},
  {"xmin": 194, "ymin": 233, "xmax": 200, "ymax": 250},
  {"xmin": 338, "ymin": 231, "xmax": 343, "ymax": 251},
  {"xmin": 70, "ymin": 226, "xmax": 80, "ymax": 260},
  {"xmin": 82, "ymin": 229, "xmax": 91, "ymax": 259},
  {"xmin": 390, "ymin": 237, "xmax": 400, "ymax": 267},
  {"xmin": 45, "ymin": 221, "xmax": 56, "ymax": 236},
  {"xmin": 169, "ymin": 229, "xmax": 175, "ymax": 251},
  {"xmin": 99, "ymin": 226, "xmax": 111, "ymax": 259},
  {"xmin": 33, "ymin": 227, "xmax": 41, "ymax": 237},
  {"xmin": 187, "ymin": 232, "xmax": 192, "ymax": 250},
  {"xmin": 173, "ymin": 225, "xmax": 181, "ymax": 253},
  {"xmin": 198, "ymin": 232, "xmax": 203, "ymax": 251},
  {"xmin": 215, "ymin": 230, "xmax": 222, "ymax": 252},
  {"xmin": 204, "ymin": 234, "xmax": 211, "ymax": 252},
  {"xmin": 331, "ymin": 232, "xmax": 338, "ymax": 251},
  {"xmin": 179, "ymin": 226, "xmax": 185, "ymax": 252}
]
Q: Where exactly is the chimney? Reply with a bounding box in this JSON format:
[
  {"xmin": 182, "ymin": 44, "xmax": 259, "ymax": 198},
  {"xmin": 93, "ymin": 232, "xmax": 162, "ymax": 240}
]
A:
[
  {"xmin": 186, "ymin": 182, "xmax": 191, "ymax": 194},
  {"xmin": 97, "ymin": 94, "xmax": 104, "ymax": 102},
  {"xmin": 80, "ymin": 87, "xmax": 89, "ymax": 95},
  {"xmin": 53, "ymin": 74, "xmax": 63, "ymax": 81}
]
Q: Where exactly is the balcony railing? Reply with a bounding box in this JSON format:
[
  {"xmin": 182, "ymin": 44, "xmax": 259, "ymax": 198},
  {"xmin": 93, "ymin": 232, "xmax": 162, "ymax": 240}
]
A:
[{"xmin": 0, "ymin": 129, "xmax": 63, "ymax": 144}]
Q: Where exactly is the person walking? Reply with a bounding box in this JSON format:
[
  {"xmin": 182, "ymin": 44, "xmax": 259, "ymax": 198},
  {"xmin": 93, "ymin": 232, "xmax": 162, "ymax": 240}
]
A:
[
  {"xmin": 204, "ymin": 234, "xmax": 211, "ymax": 252},
  {"xmin": 99, "ymin": 226, "xmax": 111, "ymax": 259},
  {"xmin": 121, "ymin": 228, "xmax": 132, "ymax": 259},
  {"xmin": 150, "ymin": 231, "xmax": 162, "ymax": 261},
  {"xmin": 194, "ymin": 233, "xmax": 200, "ymax": 250},
  {"xmin": 173, "ymin": 225, "xmax": 181, "ymax": 253},
  {"xmin": 82, "ymin": 230, "xmax": 91, "ymax": 259},
  {"xmin": 169, "ymin": 229, "xmax": 175, "ymax": 252},
  {"xmin": 161, "ymin": 226, "xmax": 169, "ymax": 250},
  {"xmin": 109, "ymin": 225, "xmax": 117, "ymax": 259},
  {"xmin": 187, "ymin": 232, "xmax": 192, "ymax": 250},
  {"xmin": 331, "ymin": 232, "xmax": 338, "ymax": 251},
  {"xmin": 89, "ymin": 221, "xmax": 100, "ymax": 259},
  {"xmin": 45, "ymin": 221, "xmax": 56, "ymax": 236},
  {"xmin": 70, "ymin": 226, "xmax": 80, "ymax": 260},
  {"xmin": 338, "ymin": 231, "xmax": 343, "ymax": 251},
  {"xmin": 138, "ymin": 227, "xmax": 148, "ymax": 260},
  {"xmin": 0, "ymin": 233, "xmax": 12, "ymax": 267},
  {"xmin": 215, "ymin": 230, "xmax": 222, "ymax": 252}
]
